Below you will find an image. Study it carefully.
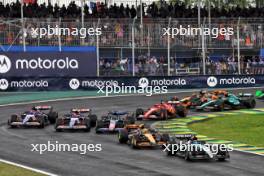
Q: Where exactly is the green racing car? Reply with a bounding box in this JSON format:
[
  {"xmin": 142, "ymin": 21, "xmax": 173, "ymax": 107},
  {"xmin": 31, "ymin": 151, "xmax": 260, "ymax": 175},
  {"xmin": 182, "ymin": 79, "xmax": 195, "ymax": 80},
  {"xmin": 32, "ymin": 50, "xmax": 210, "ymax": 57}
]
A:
[{"xmin": 196, "ymin": 93, "xmax": 256, "ymax": 111}]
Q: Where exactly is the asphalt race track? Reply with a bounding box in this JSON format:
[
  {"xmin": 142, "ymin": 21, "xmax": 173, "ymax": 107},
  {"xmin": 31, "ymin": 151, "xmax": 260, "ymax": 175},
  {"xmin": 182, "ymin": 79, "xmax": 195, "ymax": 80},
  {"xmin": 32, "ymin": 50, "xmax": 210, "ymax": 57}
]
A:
[{"xmin": 0, "ymin": 88, "xmax": 264, "ymax": 176}]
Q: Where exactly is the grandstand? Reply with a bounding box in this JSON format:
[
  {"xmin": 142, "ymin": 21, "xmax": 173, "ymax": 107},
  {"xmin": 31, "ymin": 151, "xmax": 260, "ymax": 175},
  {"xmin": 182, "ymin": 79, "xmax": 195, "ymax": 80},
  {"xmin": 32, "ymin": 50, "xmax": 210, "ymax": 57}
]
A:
[{"xmin": 0, "ymin": 0, "xmax": 263, "ymax": 76}]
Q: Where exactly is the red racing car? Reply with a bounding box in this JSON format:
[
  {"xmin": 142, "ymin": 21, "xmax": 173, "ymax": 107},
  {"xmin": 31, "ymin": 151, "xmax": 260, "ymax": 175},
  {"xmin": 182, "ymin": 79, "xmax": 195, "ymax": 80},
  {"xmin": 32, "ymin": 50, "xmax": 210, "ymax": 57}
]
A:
[{"xmin": 135, "ymin": 101, "xmax": 187, "ymax": 120}]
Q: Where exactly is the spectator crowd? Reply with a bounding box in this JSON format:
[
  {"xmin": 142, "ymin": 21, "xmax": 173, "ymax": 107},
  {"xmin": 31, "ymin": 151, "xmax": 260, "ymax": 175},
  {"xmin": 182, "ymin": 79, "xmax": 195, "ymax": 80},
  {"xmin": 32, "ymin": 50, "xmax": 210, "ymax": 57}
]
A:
[
  {"xmin": 0, "ymin": 0, "xmax": 264, "ymax": 18},
  {"xmin": 99, "ymin": 55, "xmax": 264, "ymax": 76}
]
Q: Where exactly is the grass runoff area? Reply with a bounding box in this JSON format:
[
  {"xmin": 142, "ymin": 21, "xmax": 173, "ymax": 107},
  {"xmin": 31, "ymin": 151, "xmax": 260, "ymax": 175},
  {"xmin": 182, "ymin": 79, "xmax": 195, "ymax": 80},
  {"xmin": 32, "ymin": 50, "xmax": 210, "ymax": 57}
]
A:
[
  {"xmin": 189, "ymin": 114, "xmax": 264, "ymax": 147},
  {"xmin": 0, "ymin": 162, "xmax": 45, "ymax": 176}
]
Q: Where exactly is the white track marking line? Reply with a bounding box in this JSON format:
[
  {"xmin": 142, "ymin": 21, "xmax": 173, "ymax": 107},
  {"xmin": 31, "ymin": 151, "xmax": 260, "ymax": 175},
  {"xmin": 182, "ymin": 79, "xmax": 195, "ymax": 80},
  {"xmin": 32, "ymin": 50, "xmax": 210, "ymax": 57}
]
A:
[{"xmin": 0, "ymin": 159, "xmax": 58, "ymax": 176}]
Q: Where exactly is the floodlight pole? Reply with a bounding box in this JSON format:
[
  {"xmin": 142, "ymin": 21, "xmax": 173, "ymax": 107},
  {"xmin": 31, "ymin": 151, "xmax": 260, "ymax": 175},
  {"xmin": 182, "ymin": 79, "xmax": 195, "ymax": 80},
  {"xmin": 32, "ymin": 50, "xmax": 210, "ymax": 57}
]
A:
[
  {"xmin": 132, "ymin": 18, "xmax": 136, "ymax": 76},
  {"xmin": 167, "ymin": 17, "xmax": 171, "ymax": 76},
  {"xmin": 21, "ymin": 0, "xmax": 26, "ymax": 52},
  {"xmin": 237, "ymin": 18, "xmax": 241, "ymax": 75},
  {"xmin": 81, "ymin": 0, "xmax": 85, "ymax": 45},
  {"xmin": 96, "ymin": 18, "xmax": 101, "ymax": 77}
]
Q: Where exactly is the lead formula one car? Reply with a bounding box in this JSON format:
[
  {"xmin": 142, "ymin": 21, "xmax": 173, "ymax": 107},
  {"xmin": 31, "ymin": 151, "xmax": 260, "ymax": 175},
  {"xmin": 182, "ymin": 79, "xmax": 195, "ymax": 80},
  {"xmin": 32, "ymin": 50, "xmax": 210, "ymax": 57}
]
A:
[
  {"xmin": 135, "ymin": 101, "xmax": 187, "ymax": 120},
  {"xmin": 196, "ymin": 93, "xmax": 256, "ymax": 111},
  {"xmin": 8, "ymin": 106, "xmax": 58, "ymax": 128},
  {"xmin": 55, "ymin": 108, "xmax": 97, "ymax": 132},
  {"xmin": 166, "ymin": 134, "xmax": 230, "ymax": 161},
  {"xmin": 95, "ymin": 111, "xmax": 135, "ymax": 133}
]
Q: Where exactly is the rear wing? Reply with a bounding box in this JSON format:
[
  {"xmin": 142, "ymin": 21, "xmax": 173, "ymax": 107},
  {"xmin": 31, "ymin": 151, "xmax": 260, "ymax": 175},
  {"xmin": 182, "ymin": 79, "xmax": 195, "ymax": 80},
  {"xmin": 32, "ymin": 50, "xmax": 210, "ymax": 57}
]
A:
[
  {"xmin": 71, "ymin": 108, "xmax": 91, "ymax": 113},
  {"xmin": 33, "ymin": 106, "xmax": 52, "ymax": 110}
]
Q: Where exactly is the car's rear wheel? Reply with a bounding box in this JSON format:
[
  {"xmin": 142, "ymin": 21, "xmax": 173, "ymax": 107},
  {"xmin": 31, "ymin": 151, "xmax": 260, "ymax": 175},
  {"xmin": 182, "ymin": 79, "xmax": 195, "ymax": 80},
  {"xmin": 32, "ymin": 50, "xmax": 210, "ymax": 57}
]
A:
[
  {"xmin": 38, "ymin": 116, "xmax": 45, "ymax": 129},
  {"xmin": 135, "ymin": 108, "xmax": 144, "ymax": 120},
  {"xmin": 84, "ymin": 119, "xmax": 91, "ymax": 132},
  {"xmin": 55, "ymin": 118, "xmax": 62, "ymax": 132},
  {"xmin": 184, "ymin": 152, "xmax": 191, "ymax": 161},
  {"xmin": 48, "ymin": 111, "xmax": 58, "ymax": 124},
  {"xmin": 177, "ymin": 106, "xmax": 187, "ymax": 117}
]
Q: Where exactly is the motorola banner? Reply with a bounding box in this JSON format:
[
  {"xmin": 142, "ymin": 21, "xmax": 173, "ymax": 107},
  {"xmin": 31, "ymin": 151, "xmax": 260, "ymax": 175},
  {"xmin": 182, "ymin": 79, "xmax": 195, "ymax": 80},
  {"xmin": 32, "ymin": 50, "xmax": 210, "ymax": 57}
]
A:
[
  {"xmin": 0, "ymin": 75, "xmax": 263, "ymax": 91},
  {"xmin": 0, "ymin": 52, "xmax": 97, "ymax": 77}
]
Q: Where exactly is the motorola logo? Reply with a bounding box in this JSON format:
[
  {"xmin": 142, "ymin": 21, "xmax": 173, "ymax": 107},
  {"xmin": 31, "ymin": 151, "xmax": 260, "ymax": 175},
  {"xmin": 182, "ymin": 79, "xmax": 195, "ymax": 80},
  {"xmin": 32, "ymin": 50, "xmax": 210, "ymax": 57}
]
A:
[
  {"xmin": 69, "ymin": 78, "xmax": 80, "ymax": 90},
  {"xmin": 0, "ymin": 55, "xmax": 11, "ymax": 73},
  {"xmin": 138, "ymin": 77, "xmax": 149, "ymax": 88},
  {"xmin": 0, "ymin": 78, "xmax": 9, "ymax": 90},
  {"xmin": 207, "ymin": 76, "xmax": 218, "ymax": 87}
]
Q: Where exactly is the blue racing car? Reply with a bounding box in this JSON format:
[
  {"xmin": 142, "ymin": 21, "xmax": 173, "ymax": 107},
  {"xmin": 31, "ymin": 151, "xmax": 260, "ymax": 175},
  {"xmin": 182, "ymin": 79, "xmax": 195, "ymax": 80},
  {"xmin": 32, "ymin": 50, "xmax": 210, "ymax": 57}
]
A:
[{"xmin": 95, "ymin": 111, "xmax": 135, "ymax": 133}]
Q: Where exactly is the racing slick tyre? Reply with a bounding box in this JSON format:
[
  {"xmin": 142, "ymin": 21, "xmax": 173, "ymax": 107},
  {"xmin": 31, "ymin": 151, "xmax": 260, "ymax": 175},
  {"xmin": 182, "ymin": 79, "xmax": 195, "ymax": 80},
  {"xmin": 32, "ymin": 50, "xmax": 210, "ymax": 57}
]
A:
[
  {"xmin": 95, "ymin": 120, "xmax": 104, "ymax": 134},
  {"xmin": 48, "ymin": 111, "xmax": 58, "ymax": 124},
  {"xmin": 218, "ymin": 158, "xmax": 226, "ymax": 161},
  {"xmin": 38, "ymin": 116, "xmax": 45, "ymax": 129},
  {"xmin": 244, "ymin": 99, "xmax": 256, "ymax": 109},
  {"xmin": 127, "ymin": 116, "xmax": 136, "ymax": 124},
  {"xmin": 88, "ymin": 114, "xmax": 97, "ymax": 127},
  {"xmin": 84, "ymin": 119, "xmax": 91, "ymax": 132},
  {"xmin": 177, "ymin": 106, "xmax": 187, "ymax": 117},
  {"xmin": 160, "ymin": 108, "xmax": 168, "ymax": 120},
  {"xmin": 55, "ymin": 118, "xmax": 62, "ymax": 132},
  {"xmin": 135, "ymin": 108, "xmax": 144, "ymax": 120},
  {"xmin": 161, "ymin": 133, "xmax": 170, "ymax": 143},
  {"xmin": 9, "ymin": 114, "xmax": 18, "ymax": 128},
  {"xmin": 184, "ymin": 152, "xmax": 191, "ymax": 161},
  {"xmin": 167, "ymin": 144, "xmax": 177, "ymax": 156},
  {"xmin": 118, "ymin": 129, "xmax": 129, "ymax": 144},
  {"xmin": 130, "ymin": 137, "xmax": 138, "ymax": 149}
]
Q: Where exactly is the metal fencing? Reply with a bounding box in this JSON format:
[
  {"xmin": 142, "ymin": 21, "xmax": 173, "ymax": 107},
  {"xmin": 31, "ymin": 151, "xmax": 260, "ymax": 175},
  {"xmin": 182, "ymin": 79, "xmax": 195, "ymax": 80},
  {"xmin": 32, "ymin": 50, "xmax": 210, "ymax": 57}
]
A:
[{"xmin": 0, "ymin": 17, "xmax": 264, "ymax": 76}]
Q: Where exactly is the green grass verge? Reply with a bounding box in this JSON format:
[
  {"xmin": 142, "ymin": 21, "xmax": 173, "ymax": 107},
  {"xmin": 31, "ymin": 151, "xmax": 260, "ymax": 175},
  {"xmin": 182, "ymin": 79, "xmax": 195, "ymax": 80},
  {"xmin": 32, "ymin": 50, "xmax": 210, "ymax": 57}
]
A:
[
  {"xmin": 189, "ymin": 114, "xmax": 264, "ymax": 147},
  {"xmin": 0, "ymin": 162, "xmax": 45, "ymax": 176}
]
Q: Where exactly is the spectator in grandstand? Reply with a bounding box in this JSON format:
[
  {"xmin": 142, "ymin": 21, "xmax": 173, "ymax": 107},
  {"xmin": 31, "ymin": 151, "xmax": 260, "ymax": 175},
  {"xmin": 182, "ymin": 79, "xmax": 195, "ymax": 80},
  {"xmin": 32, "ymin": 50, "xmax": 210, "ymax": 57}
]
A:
[{"xmin": 1, "ymin": 0, "xmax": 264, "ymax": 18}]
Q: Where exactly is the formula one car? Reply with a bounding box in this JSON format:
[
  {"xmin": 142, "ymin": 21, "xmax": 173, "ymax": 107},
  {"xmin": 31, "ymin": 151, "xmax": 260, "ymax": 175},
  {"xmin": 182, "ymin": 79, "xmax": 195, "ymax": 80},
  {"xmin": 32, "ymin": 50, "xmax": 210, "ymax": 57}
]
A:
[
  {"xmin": 8, "ymin": 106, "xmax": 58, "ymax": 128},
  {"xmin": 55, "ymin": 108, "xmax": 97, "ymax": 132},
  {"xmin": 196, "ymin": 92, "xmax": 256, "ymax": 111},
  {"xmin": 135, "ymin": 101, "xmax": 187, "ymax": 120},
  {"xmin": 118, "ymin": 125, "xmax": 169, "ymax": 149},
  {"xmin": 172, "ymin": 90, "xmax": 229, "ymax": 109},
  {"xmin": 95, "ymin": 111, "xmax": 135, "ymax": 133},
  {"xmin": 166, "ymin": 134, "xmax": 230, "ymax": 161},
  {"xmin": 255, "ymin": 90, "xmax": 264, "ymax": 99}
]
